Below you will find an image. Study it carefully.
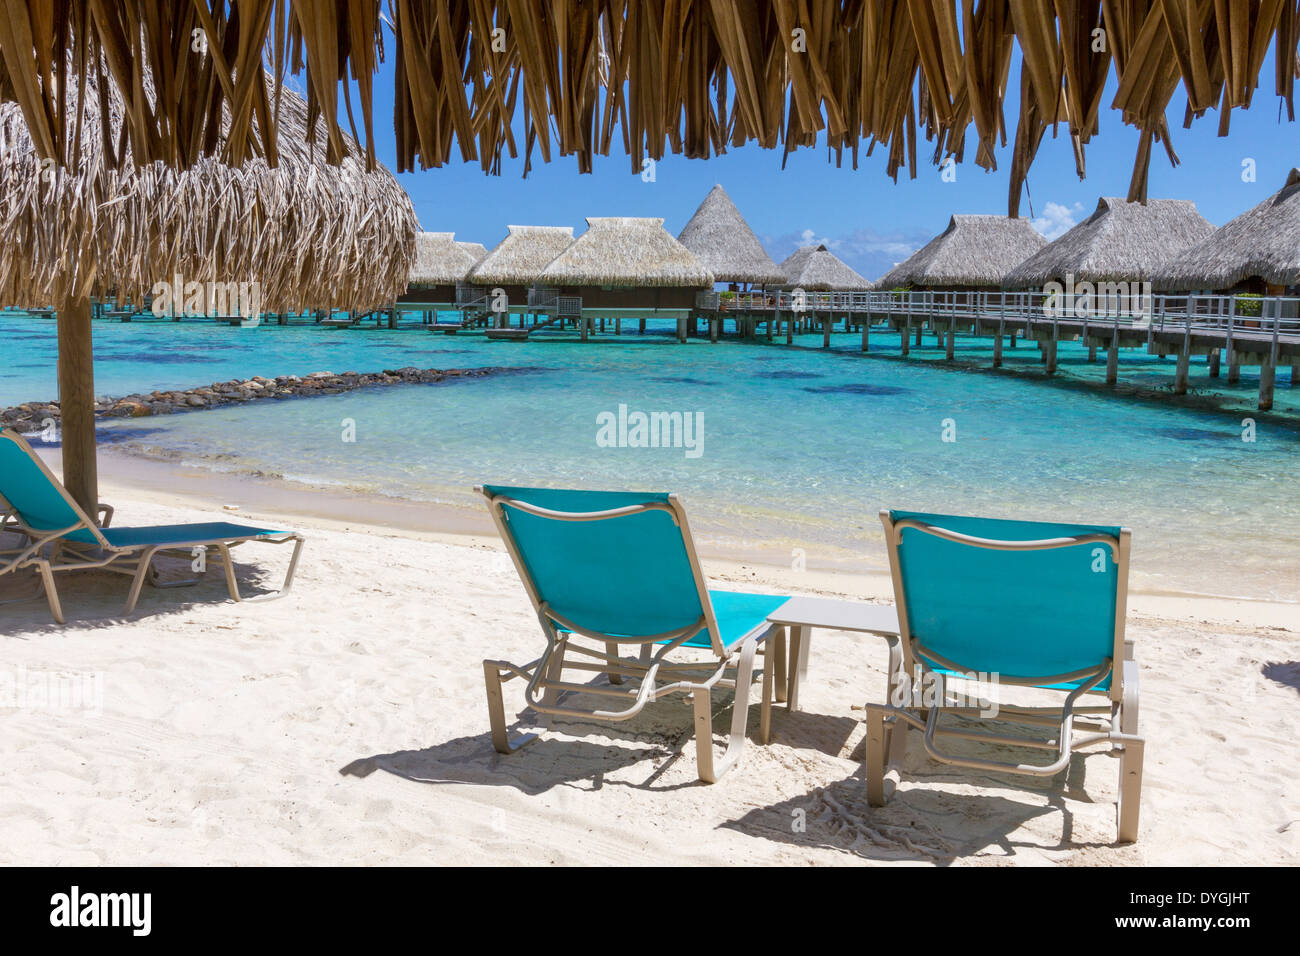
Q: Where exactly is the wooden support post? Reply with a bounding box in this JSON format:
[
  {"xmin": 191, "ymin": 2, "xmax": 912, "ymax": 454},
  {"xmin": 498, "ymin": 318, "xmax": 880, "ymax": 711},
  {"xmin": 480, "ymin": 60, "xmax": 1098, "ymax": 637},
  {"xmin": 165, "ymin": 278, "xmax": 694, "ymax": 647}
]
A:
[
  {"xmin": 766, "ymin": 315, "xmax": 773, "ymax": 341},
  {"xmin": 786, "ymin": 315, "xmax": 794, "ymax": 344},
  {"xmin": 581, "ymin": 315, "xmax": 590, "ymax": 342},
  {"xmin": 57, "ymin": 298, "xmax": 99, "ymax": 516},
  {"xmin": 1106, "ymin": 330, "xmax": 1120, "ymax": 385},
  {"xmin": 1174, "ymin": 349, "xmax": 1191, "ymax": 395},
  {"xmin": 993, "ymin": 332, "xmax": 1003, "ymax": 368},
  {"xmin": 900, "ymin": 321, "xmax": 910, "ymax": 356},
  {"xmin": 1208, "ymin": 349, "xmax": 1221, "ymax": 378},
  {"xmin": 1045, "ymin": 338, "xmax": 1058, "ymax": 374},
  {"xmin": 1290, "ymin": 363, "xmax": 1299, "ymax": 387},
  {"xmin": 1259, "ymin": 360, "xmax": 1276, "ymax": 410},
  {"xmin": 1088, "ymin": 344, "xmax": 1097, "ymax": 362},
  {"xmin": 1228, "ymin": 353, "xmax": 1241, "ymax": 383},
  {"xmin": 710, "ymin": 317, "xmax": 719, "ymax": 343},
  {"xmin": 615, "ymin": 317, "xmax": 621, "ymax": 335},
  {"xmin": 914, "ymin": 324, "xmax": 923, "ymax": 347},
  {"xmin": 860, "ymin": 317, "xmax": 869, "ymax": 352},
  {"xmin": 676, "ymin": 317, "xmax": 686, "ymax": 343},
  {"xmin": 945, "ymin": 323, "xmax": 955, "ymax": 360},
  {"xmin": 638, "ymin": 318, "xmax": 646, "ymax": 334},
  {"xmin": 1009, "ymin": 330, "xmax": 1017, "ymax": 348},
  {"xmin": 822, "ymin": 315, "xmax": 831, "ymax": 348}
]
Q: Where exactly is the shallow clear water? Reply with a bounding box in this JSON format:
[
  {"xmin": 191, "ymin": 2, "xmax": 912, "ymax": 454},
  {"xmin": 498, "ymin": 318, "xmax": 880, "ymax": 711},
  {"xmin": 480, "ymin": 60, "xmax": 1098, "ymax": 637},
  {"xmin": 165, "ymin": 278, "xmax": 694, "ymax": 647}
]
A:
[{"xmin": 3, "ymin": 312, "xmax": 1298, "ymax": 600}]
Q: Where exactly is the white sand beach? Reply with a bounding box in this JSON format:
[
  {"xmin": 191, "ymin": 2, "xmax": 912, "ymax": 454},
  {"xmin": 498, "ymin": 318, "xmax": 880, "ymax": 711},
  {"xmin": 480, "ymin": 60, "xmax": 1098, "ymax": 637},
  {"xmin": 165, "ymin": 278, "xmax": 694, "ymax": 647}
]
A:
[{"xmin": 2, "ymin": 455, "xmax": 1298, "ymax": 867}]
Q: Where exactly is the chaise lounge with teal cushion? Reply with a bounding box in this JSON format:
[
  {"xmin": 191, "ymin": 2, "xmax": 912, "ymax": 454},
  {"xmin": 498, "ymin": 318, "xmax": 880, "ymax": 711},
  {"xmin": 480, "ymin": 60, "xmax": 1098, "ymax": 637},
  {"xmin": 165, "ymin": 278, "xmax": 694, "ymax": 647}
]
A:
[
  {"xmin": 868, "ymin": 509, "xmax": 1144, "ymax": 842},
  {"xmin": 478, "ymin": 484, "xmax": 789, "ymax": 782},
  {"xmin": 0, "ymin": 428, "xmax": 304, "ymax": 624}
]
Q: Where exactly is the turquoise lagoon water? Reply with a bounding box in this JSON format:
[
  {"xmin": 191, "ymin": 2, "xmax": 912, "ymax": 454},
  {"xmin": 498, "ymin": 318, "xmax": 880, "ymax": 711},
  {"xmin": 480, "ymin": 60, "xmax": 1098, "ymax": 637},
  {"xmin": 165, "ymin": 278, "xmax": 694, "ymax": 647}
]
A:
[{"xmin": 2, "ymin": 313, "xmax": 1298, "ymax": 600}]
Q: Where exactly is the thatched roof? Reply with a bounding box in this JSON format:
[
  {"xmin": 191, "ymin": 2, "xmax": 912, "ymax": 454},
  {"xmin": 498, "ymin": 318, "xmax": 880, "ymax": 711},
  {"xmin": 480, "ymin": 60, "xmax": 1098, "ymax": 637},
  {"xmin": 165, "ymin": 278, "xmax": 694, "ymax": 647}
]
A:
[
  {"xmin": 1153, "ymin": 169, "xmax": 1300, "ymax": 291},
  {"xmin": 1003, "ymin": 198, "xmax": 1215, "ymax": 288},
  {"xmin": 0, "ymin": 66, "xmax": 417, "ymax": 310},
  {"xmin": 467, "ymin": 225, "xmax": 576, "ymax": 286},
  {"xmin": 875, "ymin": 215, "xmax": 1047, "ymax": 289},
  {"xmin": 676, "ymin": 185, "xmax": 785, "ymax": 285},
  {"xmin": 409, "ymin": 233, "xmax": 480, "ymax": 288},
  {"xmin": 458, "ymin": 241, "xmax": 489, "ymax": 263},
  {"xmin": 537, "ymin": 218, "xmax": 713, "ymax": 288},
  {"xmin": 779, "ymin": 246, "xmax": 872, "ymax": 292},
  {"xmin": 4, "ymin": 7, "xmax": 1296, "ymax": 214}
]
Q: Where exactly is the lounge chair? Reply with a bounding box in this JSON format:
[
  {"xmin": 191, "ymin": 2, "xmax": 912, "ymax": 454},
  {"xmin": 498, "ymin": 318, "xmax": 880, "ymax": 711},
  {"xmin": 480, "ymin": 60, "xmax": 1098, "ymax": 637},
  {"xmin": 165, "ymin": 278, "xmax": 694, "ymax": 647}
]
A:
[
  {"xmin": 479, "ymin": 485, "xmax": 789, "ymax": 782},
  {"xmin": 868, "ymin": 509, "xmax": 1144, "ymax": 843},
  {"xmin": 0, "ymin": 427, "xmax": 304, "ymax": 624}
]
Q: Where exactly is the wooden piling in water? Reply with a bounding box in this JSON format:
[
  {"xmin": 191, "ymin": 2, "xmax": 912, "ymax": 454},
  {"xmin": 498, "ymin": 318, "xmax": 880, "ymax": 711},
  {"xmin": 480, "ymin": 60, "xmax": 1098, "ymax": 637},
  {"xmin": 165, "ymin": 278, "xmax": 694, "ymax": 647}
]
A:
[
  {"xmin": 1174, "ymin": 349, "xmax": 1190, "ymax": 394},
  {"xmin": 1208, "ymin": 349, "xmax": 1221, "ymax": 377},
  {"xmin": 1259, "ymin": 360, "xmax": 1276, "ymax": 410}
]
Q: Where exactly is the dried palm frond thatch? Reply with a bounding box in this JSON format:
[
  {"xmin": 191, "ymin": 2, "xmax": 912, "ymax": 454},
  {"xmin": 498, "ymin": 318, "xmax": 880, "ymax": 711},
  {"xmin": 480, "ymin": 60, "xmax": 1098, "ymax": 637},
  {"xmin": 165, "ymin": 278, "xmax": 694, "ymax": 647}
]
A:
[
  {"xmin": 538, "ymin": 218, "xmax": 714, "ymax": 288},
  {"xmin": 3, "ymin": 3, "xmax": 1297, "ymax": 212},
  {"xmin": 457, "ymin": 241, "xmax": 489, "ymax": 263},
  {"xmin": 779, "ymin": 245, "xmax": 873, "ymax": 291},
  {"xmin": 676, "ymin": 184, "xmax": 785, "ymax": 285},
  {"xmin": 1153, "ymin": 168, "xmax": 1300, "ymax": 290},
  {"xmin": 467, "ymin": 226, "xmax": 576, "ymax": 286},
  {"xmin": 875, "ymin": 215, "xmax": 1047, "ymax": 289},
  {"xmin": 0, "ymin": 66, "xmax": 418, "ymax": 311},
  {"xmin": 1003, "ymin": 197, "xmax": 1214, "ymax": 287},
  {"xmin": 408, "ymin": 233, "xmax": 481, "ymax": 288}
]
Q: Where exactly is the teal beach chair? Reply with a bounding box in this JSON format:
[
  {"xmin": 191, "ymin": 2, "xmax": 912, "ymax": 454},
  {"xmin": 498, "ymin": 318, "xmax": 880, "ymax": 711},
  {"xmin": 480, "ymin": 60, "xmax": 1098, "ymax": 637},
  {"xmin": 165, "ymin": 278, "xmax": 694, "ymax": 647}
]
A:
[
  {"xmin": 479, "ymin": 485, "xmax": 789, "ymax": 782},
  {"xmin": 869, "ymin": 509, "xmax": 1144, "ymax": 843},
  {"xmin": 0, "ymin": 428, "xmax": 304, "ymax": 624}
]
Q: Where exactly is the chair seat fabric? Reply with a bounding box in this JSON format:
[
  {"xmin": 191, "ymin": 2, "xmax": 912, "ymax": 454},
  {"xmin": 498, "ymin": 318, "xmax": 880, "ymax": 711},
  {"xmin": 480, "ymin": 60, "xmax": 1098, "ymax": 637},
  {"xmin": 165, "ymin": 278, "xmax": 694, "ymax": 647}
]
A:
[{"xmin": 66, "ymin": 522, "xmax": 282, "ymax": 549}]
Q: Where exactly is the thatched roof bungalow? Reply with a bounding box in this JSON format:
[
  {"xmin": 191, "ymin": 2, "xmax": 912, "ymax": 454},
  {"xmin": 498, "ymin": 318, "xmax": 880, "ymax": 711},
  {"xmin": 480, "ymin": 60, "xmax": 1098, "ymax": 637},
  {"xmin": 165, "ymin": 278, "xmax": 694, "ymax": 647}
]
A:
[
  {"xmin": 875, "ymin": 215, "xmax": 1047, "ymax": 290},
  {"xmin": 457, "ymin": 241, "xmax": 489, "ymax": 262},
  {"xmin": 537, "ymin": 217, "xmax": 714, "ymax": 310},
  {"xmin": 466, "ymin": 225, "xmax": 576, "ymax": 303},
  {"xmin": 402, "ymin": 232, "xmax": 481, "ymax": 302},
  {"xmin": 1153, "ymin": 169, "xmax": 1300, "ymax": 293},
  {"xmin": 1003, "ymin": 198, "xmax": 1213, "ymax": 289},
  {"xmin": 676, "ymin": 184, "xmax": 785, "ymax": 287},
  {"xmin": 779, "ymin": 245, "xmax": 872, "ymax": 291}
]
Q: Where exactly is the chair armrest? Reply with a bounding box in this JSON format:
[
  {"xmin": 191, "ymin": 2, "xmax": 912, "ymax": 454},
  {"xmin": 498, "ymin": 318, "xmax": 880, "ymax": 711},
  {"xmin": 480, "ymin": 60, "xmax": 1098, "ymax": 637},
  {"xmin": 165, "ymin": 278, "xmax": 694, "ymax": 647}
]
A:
[{"xmin": 97, "ymin": 503, "xmax": 115, "ymax": 528}]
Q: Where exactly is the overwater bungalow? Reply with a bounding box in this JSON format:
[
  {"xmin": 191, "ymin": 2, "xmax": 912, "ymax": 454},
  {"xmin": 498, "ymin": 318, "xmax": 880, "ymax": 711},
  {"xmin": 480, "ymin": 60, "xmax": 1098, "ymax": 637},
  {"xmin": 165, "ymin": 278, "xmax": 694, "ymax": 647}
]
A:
[
  {"xmin": 1003, "ymin": 198, "xmax": 1214, "ymax": 289},
  {"xmin": 400, "ymin": 232, "xmax": 482, "ymax": 306},
  {"xmin": 676, "ymin": 185, "xmax": 786, "ymax": 289},
  {"xmin": 779, "ymin": 245, "xmax": 872, "ymax": 291},
  {"xmin": 1153, "ymin": 169, "xmax": 1300, "ymax": 297},
  {"xmin": 536, "ymin": 217, "xmax": 714, "ymax": 313},
  {"xmin": 875, "ymin": 215, "xmax": 1047, "ymax": 291},
  {"xmin": 465, "ymin": 225, "xmax": 576, "ymax": 311}
]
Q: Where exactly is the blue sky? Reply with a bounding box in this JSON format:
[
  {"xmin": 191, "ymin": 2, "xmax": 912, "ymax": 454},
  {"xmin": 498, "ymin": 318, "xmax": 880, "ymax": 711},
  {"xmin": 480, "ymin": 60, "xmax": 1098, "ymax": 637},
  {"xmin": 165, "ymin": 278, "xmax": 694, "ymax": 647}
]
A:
[{"xmin": 332, "ymin": 45, "xmax": 1297, "ymax": 283}]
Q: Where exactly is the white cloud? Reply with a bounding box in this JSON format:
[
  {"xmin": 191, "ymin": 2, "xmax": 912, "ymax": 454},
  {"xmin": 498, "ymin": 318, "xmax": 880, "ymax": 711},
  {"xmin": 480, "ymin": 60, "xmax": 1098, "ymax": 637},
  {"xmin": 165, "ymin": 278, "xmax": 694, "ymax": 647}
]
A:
[{"xmin": 1031, "ymin": 201, "xmax": 1085, "ymax": 240}]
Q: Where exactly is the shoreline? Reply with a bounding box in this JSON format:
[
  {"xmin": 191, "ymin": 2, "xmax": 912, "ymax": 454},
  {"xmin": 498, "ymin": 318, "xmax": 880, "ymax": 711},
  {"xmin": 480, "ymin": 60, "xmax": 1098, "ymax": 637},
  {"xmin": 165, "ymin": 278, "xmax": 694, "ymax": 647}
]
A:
[{"xmin": 48, "ymin": 443, "xmax": 1300, "ymax": 632}]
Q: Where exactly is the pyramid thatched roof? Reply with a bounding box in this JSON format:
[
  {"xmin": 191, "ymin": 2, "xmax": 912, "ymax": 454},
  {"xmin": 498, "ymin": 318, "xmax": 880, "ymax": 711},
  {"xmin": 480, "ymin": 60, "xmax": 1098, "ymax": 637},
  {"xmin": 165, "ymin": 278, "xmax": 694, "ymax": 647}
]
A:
[
  {"xmin": 538, "ymin": 218, "xmax": 714, "ymax": 288},
  {"xmin": 467, "ymin": 225, "xmax": 576, "ymax": 286},
  {"xmin": 676, "ymin": 184, "xmax": 784, "ymax": 285},
  {"xmin": 875, "ymin": 215, "xmax": 1047, "ymax": 289},
  {"xmin": 1003, "ymin": 198, "xmax": 1214, "ymax": 288},
  {"xmin": 0, "ymin": 67, "xmax": 417, "ymax": 311},
  {"xmin": 408, "ymin": 233, "xmax": 480, "ymax": 288},
  {"xmin": 1153, "ymin": 169, "xmax": 1300, "ymax": 291},
  {"xmin": 779, "ymin": 245, "xmax": 872, "ymax": 291}
]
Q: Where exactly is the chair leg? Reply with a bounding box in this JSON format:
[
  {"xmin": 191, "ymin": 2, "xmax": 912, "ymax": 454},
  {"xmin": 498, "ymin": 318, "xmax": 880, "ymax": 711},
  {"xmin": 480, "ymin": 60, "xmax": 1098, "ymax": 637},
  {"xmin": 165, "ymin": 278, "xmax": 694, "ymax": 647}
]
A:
[
  {"xmin": 1117, "ymin": 737, "xmax": 1144, "ymax": 843},
  {"xmin": 760, "ymin": 641, "xmax": 774, "ymax": 745},
  {"xmin": 483, "ymin": 660, "xmax": 538, "ymax": 754},
  {"xmin": 36, "ymin": 559, "xmax": 65, "ymax": 625},
  {"xmin": 124, "ymin": 548, "xmax": 159, "ymax": 614},
  {"xmin": 606, "ymin": 641, "xmax": 624, "ymax": 684},
  {"xmin": 693, "ymin": 637, "xmax": 758, "ymax": 783},
  {"xmin": 865, "ymin": 705, "xmax": 891, "ymax": 806}
]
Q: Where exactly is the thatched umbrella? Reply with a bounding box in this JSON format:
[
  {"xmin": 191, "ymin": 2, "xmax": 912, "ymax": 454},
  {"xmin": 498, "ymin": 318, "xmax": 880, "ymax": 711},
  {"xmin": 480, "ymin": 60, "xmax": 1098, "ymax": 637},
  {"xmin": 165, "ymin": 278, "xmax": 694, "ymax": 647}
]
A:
[
  {"xmin": 1154, "ymin": 168, "xmax": 1300, "ymax": 292},
  {"xmin": 875, "ymin": 215, "xmax": 1047, "ymax": 290},
  {"xmin": 779, "ymin": 245, "xmax": 872, "ymax": 292},
  {"xmin": 1003, "ymin": 198, "xmax": 1214, "ymax": 289},
  {"xmin": 0, "ymin": 69, "xmax": 417, "ymax": 514},
  {"xmin": 467, "ymin": 226, "xmax": 576, "ymax": 290},
  {"xmin": 407, "ymin": 232, "xmax": 481, "ymax": 290},
  {"xmin": 676, "ymin": 185, "xmax": 785, "ymax": 287}
]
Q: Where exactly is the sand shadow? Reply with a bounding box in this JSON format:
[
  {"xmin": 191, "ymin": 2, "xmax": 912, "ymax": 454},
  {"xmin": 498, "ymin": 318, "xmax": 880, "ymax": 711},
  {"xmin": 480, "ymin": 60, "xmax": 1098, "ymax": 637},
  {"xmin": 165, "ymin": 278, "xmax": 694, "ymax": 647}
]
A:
[
  {"xmin": 341, "ymin": 680, "xmax": 777, "ymax": 794},
  {"xmin": 0, "ymin": 547, "xmax": 291, "ymax": 633},
  {"xmin": 1263, "ymin": 661, "xmax": 1300, "ymax": 695}
]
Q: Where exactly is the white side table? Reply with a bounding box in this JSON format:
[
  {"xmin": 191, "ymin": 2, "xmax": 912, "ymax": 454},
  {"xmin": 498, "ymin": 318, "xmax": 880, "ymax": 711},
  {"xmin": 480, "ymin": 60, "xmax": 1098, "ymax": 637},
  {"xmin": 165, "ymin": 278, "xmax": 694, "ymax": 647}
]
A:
[{"xmin": 766, "ymin": 596, "xmax": 901, "ymax": 711}]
